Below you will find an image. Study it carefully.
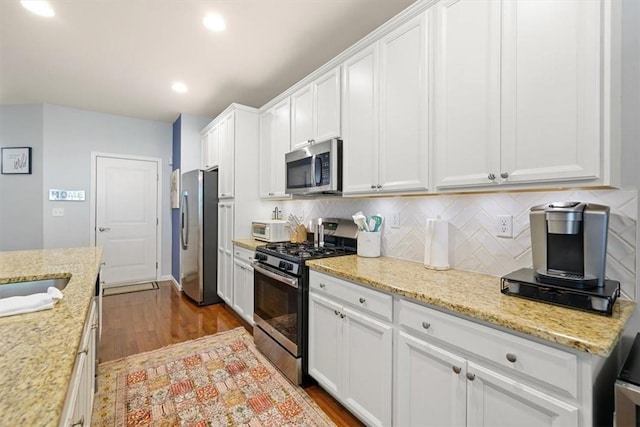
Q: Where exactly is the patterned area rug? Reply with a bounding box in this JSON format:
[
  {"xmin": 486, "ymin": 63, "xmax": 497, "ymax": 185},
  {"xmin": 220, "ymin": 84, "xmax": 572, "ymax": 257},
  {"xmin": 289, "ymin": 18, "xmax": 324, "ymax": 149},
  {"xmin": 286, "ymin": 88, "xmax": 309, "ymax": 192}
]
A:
[{"xmin": 92, "ymin": 327, "xmax": 334, "ymax": 426}]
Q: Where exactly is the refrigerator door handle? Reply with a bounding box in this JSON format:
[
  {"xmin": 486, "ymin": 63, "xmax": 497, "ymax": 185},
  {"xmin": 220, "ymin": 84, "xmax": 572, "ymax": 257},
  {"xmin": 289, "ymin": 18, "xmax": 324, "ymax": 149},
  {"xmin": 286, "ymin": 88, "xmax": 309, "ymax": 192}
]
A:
[{"xmin": 181, "ymin": 192, "xmax": 189, "ymax": 249}]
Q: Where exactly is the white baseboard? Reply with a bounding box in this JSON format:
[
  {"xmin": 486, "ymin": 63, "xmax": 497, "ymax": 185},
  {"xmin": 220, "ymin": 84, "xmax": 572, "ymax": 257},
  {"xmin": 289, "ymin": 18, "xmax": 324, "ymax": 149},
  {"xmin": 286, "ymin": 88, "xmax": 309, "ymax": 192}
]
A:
[{"xmin": 160, "ymin": 275, "xmax": 182, "ymax": 292}]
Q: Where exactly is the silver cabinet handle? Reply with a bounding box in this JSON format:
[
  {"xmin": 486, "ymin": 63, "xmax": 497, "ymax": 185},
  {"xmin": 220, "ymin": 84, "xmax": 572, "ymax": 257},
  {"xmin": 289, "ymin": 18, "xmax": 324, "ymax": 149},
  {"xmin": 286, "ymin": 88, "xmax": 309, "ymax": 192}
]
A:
[
  {"xmin": 334, "ymin": 310, "xmax": 339, "ymax": 316},
  {"xmin": 452, "ymin": 366, "xmax": 462, "ymax": 374},
  {"xmin": 377, "ymin": 184, "xmax": 382, "ymax": 189},
  {"xmin": 466, "ymin": 372, "xmax": 476, "ymax": 381},
  {"xmin": 488, "ymin": 173, "xmax": 496, "ymax": 181},
  {"xmin": 359, "ymin": 297, "xmax": 366, "ymax": 304},
  {"xmin": 370, "ymin": 184, "xmax": 376, "ymax": 189},
  {"xmin": 268, "ymin": 192, "xmax": 274, "ymax": 196},
  {"xmin": 319, "ymin": 283, "xmax": 326, "ymax": 289},
  {"xmin": 340, "ymin": 313, "xmax": 346, "ymax": 318},
  {"xmin": 506, "ymin": 353, "xmax": 517, "ymax": 363},
  {"xmin": 421, "ymin": 321, "xmax": 431, "ymax": 330},
  {"xmin": 98, "ymin": 227, "xmax": 111, "ymax": 232},
  {"xmin": 501, "ymin": 172, "xmax": 509, "ymax": 179}
]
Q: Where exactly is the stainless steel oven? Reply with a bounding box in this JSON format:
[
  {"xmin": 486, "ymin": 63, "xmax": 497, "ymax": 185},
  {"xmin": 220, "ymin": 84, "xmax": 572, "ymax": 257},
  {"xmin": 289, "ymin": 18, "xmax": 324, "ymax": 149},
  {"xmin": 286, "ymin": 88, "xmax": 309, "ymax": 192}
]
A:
[
  {"xmin": 252, "ymin": 218, "xmax": 358, "ymax": 386},
  {"xmin": 253, "ymin": 262, "xmax": 303, "ymax": 384}
]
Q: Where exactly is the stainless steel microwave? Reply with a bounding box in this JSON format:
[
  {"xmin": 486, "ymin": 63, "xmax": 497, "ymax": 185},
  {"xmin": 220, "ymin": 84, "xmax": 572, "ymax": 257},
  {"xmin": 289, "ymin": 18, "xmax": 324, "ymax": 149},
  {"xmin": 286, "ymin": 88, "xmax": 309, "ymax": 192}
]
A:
[{"xmin": 285, "ymin": 138, "xmax": 342, "ymax": 195}]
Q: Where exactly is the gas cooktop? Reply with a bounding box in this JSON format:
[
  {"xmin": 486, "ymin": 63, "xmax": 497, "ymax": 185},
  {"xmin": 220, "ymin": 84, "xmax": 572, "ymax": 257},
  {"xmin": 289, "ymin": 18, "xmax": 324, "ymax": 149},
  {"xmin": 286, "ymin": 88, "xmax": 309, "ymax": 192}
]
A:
[{"xmin": 258, "ymin": 241, "xmax": 356, "ymax": 262}]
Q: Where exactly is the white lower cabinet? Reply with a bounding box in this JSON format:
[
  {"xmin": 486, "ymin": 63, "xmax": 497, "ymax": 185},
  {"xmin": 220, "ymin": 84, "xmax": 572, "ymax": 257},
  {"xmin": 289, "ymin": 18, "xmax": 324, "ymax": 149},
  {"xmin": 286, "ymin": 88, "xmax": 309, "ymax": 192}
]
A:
[
  {"xmin": 61, "ymin": 299, "xmax": 97, "ymax": 427},
  {"xmin": 395, "ymin": 298, "xmax": 580, "ymax": 427},
  {"xmin": 307, "ymin": 269, "xmax": 607, "ymax": 427},
  {"xmin": 232, "ymin": 245, "xmax": 254, "ymax": 325},
  {"xmin": 309, "ymin": 271, "xmax": 393, "ymax": 427},
  {"xmin": 217, "ymin": 202, "xmax": 234, "ymax": 305}
]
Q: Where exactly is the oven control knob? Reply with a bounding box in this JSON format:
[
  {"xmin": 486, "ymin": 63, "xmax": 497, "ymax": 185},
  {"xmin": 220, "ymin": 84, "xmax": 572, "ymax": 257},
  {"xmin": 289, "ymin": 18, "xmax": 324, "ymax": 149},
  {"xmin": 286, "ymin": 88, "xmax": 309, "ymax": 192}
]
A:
[{"xmin": 284, "ymin": 262, "xmax": 294, "ymax": 271}]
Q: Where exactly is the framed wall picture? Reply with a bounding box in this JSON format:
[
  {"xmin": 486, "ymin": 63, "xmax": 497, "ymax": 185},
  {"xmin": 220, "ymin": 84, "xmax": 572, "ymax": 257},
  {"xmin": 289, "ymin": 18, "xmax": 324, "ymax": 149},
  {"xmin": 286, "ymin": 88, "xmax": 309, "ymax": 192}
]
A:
[{"xmin": 1, "ymin": 147, "xmax": 32, "ymax": 174}]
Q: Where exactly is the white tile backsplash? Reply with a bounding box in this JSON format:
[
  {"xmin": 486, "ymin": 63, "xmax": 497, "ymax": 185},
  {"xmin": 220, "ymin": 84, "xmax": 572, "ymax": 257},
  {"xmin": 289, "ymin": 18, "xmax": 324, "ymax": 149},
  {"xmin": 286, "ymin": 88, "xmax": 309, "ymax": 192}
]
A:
[{"xmin": 281, "ymin": 188, "xmax": 638, "ymax": 299}]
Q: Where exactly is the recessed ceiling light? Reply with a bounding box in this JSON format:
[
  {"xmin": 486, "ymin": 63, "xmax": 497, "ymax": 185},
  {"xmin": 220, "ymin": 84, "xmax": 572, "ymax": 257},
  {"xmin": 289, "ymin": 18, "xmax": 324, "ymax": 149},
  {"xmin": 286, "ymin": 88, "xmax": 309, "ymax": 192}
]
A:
[
  {"xmin": 203, "ymin": 14, "xmax": 226, "ymax": 32},
  {"xmin": 171, "ymin": 82, "xmax": 188, "ymax": 94},
  {"xmin": 21, "ymin": 1, "xmax": 55, "ymax": 17}
]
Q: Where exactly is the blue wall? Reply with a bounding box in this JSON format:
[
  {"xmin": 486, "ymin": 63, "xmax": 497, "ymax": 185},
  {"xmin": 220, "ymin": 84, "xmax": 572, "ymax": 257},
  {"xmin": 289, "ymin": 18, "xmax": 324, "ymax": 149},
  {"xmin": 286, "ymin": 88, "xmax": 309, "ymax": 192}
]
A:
[{"xmin": 171, "ymin": 115, "xmax": 182, "ymax": 283}]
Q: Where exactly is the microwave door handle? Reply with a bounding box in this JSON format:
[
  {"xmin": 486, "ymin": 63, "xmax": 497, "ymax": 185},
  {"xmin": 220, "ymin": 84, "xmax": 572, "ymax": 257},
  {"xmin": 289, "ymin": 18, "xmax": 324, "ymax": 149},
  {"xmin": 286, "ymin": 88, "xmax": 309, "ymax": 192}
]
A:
[
  {"xmin": 310, "ymin": 154, "xmax": 316, "ymax": 187},
  {"xmin": 315, "ymin": 155, "xmax": 323, "ymax": 186}
]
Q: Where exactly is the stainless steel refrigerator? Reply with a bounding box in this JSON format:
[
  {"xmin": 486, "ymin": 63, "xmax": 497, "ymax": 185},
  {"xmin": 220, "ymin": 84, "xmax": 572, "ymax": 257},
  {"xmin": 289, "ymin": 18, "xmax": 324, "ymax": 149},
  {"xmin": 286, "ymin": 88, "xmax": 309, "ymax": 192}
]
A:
[{"xmin": 180, "ymin": 169, "xmax": 222, "ymax": 305}]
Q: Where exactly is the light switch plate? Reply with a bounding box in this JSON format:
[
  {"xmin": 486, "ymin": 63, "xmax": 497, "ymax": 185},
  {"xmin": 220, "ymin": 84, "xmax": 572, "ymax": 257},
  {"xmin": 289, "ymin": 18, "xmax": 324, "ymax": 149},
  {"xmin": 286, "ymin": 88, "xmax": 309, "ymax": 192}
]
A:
[
  {"xmin": 391, "ymin": 212, "xmax": 401, "ymax": 229},
  {"xmin": 52, "ymin": 208, "xmax": 64, "ymax": 217}
]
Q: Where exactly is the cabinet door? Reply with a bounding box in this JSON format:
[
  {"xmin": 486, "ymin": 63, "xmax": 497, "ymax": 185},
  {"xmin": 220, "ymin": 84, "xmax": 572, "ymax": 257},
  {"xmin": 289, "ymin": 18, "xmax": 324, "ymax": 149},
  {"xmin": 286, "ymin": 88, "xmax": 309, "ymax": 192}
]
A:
[
  {"xmin": 208, "ymin": 125, "xmax": 219, "ymax": 170},
  {"xmin": 232, "ymin": 259, "xmax": 247, "ymax": 319},
  {"xmin": 217, "ymin": 203, "xmax": 234, "ymax": 304},
  {"xmin": 314, "ymin": 66, "xmax": 341, "ymax": 142},
  {"xmin": 378, "ymin": 12, "xmax": 429, "ymax": 193},
  {"xmin": 219, "ymin": 113, "xmax": 235, "ymax": 198},
  {"xmin": 342, "ymin": 305, "xmax": 393, "ymax": 427},
  {"xmin": 259, "ymin": 109, "xmax": 274, "ymax": 198},
  {"xmin": 308, "ymin": 292, "xmax": 343, "ymax": 397},
  {"xmin": 466, "ymin": 361, "xmax": 579, "ymax": 427},
  {"xmin": 342, "ymin": 44, "xmax": 379, "ymax": 194},
  {"xmin": 272, "ymin": 99, "xmax": 291, "ymax": 197},
  {"xmin": 433, "ymin": 0, "xmax": 501, "ymax": 188},
  {"xmin": 201, "ymin": 131, "xmax": 210, "ymax": 170},
  {"xmin": 500, "ymin": 0, "xmax": 600, "ymax": 184},
  {"xmin": 291, "ymin": 84, "xmax": 314, "ymax": 149},
  {"xmin": 396, "ymin": 330, "xmax": 467, "ymax": 427}
]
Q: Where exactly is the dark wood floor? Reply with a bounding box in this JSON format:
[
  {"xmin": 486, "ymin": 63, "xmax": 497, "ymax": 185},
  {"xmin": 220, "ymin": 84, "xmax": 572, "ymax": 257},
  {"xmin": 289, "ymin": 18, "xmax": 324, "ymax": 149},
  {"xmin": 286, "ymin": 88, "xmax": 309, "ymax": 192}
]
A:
[{"xmin": 99, "ymin": 281, "xmax": 363, "ymax": 427}]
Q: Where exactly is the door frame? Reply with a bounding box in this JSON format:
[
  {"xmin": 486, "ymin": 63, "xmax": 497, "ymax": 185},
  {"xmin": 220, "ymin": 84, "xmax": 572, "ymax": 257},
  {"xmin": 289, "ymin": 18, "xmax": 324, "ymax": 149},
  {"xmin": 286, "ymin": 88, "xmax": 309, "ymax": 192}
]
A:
[{"xmin": 90, "ymin": 152, "xmax": 163, "ymax": 282}]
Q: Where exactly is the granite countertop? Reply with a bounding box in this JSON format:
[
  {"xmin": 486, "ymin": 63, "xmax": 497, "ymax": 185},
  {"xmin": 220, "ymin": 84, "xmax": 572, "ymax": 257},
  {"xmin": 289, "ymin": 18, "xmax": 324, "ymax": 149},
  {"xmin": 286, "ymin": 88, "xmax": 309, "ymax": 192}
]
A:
[
  {"xmin": 232, "ymin": 238, "xmax": 265, "ymax": 251},
  {"xmin": 0, "ymin": 247, "xmax": 103, "ymax": 427},
  {"xmin": 306, "ymin": 255, "xmax": 635, "ymax": 357}
]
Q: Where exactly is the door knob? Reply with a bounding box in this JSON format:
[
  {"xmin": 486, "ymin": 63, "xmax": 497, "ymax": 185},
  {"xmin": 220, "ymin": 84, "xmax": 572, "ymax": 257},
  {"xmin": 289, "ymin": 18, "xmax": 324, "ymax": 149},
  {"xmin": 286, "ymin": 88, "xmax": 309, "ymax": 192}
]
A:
[{"xmin": 98, "ymin": 227, "xmax": 111, "ymax": 232}]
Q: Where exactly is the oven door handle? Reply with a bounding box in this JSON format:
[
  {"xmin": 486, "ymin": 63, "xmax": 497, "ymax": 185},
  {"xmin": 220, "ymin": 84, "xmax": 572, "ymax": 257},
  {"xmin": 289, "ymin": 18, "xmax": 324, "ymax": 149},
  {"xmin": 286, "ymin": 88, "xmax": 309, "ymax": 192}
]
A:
[{"xmin": 253, "ymin": 262, "xmax": 299, "ymax": 289}]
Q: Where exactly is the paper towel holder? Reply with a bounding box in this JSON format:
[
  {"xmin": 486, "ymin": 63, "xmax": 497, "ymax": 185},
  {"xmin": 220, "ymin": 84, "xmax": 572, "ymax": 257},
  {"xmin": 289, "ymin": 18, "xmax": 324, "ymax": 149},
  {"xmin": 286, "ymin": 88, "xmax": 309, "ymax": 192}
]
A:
[{"xmin": 424, "ymin": 217, "xmax": 450, "ymax": 270}]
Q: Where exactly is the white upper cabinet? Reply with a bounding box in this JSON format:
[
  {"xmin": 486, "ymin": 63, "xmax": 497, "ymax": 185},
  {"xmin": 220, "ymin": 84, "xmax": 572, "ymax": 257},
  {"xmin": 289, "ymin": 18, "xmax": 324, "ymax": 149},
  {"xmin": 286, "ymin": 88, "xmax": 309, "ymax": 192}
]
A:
[
  {"xmin": 500, "ymin": 0, "xmax": 601, "ymax": 184},
  {"xmin": 201, "ymin": 124, "xmax": 219, "ymax": 171},
  {"xmin": 342, "ymin": 12, "xmax": 429, "ymax": 195},
  {"xmin": 259, "ymin": 98, "xmax": 291, "ymax": 199},
  {"xmin": 433, "ymin": 0, "xmax": 501, "ymax": 188},
  {"xmin": 218, "ymin": 112, "xmax": 235, "ymax": 198},
  {"xmin": 291, "ymin": 66, "xmax": 341, "ymax": 150},
  {"xmin": 434, "ymin": 0, "xmax": 608, "ymax": 189}
]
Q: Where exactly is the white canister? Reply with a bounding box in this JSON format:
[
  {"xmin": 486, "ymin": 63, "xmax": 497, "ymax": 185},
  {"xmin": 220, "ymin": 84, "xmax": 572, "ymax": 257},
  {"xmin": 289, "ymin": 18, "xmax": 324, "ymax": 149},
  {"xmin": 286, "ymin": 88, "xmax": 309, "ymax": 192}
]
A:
[{"xmin": 357, "ymin": 231, "xmax": 381, "ymax": 258}]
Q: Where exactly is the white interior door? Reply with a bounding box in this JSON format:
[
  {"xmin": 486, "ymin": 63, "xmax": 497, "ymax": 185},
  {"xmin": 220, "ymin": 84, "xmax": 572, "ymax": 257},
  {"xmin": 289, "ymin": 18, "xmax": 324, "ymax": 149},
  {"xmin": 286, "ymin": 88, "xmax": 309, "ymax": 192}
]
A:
[{"xmin": 96, "ymin": 156, "xmax": 158, "ymax": 286}]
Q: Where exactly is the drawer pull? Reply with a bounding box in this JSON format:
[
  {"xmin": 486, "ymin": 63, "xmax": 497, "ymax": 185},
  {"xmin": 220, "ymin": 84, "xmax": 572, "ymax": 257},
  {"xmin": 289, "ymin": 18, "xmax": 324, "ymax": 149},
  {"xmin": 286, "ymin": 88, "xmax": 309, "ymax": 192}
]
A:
[
  {"xmin": 452, "ymin": 366, "xmax": 462, "ymax": 374},
  {"xmin": 334, "ymin": 310, "xmax": 339, "ymax": 316},
  {"xmin": 421, "ymin": 321, "xmax": 431, "ymax": 330},
  {"xmin": 506, "ymin": 353, "xmax": 517, "ymax": 363},
  {"xmin": 359, "ymin": 297, "xmax": 366, "ymax": 304},
  {"xmin": 340, "ymin": 313, "xmax": 346, "ymax": 319},
  {"xmin": 466, "ymin": 372, "xmax": 476, "ymax": 381},
  {"xmin": 319, "ymin": 283, "xmax": 326, "ymax": 289}
]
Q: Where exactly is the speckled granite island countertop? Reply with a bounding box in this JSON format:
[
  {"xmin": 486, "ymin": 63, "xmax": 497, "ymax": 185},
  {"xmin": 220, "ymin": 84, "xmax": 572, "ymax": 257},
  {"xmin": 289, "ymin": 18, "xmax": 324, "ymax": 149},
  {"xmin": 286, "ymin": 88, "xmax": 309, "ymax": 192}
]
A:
[
  {"xmin": 0, "ymin": 247, "xmax": 103, "ymax": 426},
  {"xmin": 232, "ymin": 238, "xmax": 265, "ymax": 251},
  {"xmin": 306, "ymin": 255, "xmax": 635, "ymax": 357}
]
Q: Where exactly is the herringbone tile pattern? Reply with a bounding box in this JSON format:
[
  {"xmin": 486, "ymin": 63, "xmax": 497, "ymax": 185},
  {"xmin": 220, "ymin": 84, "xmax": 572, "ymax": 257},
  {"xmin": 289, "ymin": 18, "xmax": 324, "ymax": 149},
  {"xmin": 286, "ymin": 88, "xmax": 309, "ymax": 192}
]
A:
[{"xmin": 281, "ymin": 189, "xmax": 637, "ymax": 299}]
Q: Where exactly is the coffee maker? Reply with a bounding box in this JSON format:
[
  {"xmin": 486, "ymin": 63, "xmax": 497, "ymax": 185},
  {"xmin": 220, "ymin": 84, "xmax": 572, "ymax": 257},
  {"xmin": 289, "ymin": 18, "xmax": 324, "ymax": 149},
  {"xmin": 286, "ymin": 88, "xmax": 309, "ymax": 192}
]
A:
[{"xmin": 530, "ymin": 202, "xmax": 609, "ymax": 288}]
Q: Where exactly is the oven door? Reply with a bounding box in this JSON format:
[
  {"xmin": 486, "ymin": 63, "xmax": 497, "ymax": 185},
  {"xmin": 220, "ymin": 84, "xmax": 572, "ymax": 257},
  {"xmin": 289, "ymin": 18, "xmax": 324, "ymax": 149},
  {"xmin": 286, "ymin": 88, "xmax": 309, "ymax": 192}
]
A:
[{"xmin": 253, "ymin": 262, "xmax": 302, "ymax": 356}]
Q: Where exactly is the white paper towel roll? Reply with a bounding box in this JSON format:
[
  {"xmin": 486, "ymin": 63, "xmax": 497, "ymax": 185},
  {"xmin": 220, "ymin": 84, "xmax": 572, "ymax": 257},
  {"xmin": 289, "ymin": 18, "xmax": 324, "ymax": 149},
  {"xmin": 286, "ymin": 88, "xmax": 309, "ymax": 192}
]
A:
[{"xmin": 424, "ymin": 218, "xmax": 450, "ymax": 270}]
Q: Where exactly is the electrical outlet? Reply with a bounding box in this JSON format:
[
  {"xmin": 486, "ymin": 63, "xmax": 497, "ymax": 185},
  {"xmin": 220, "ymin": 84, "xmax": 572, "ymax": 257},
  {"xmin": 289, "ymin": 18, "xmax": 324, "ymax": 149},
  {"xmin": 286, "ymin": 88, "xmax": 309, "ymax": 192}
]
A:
[
  {"xmin": 391, "ymin": 211, "xmax": 401, "ymax": 229},
  {"xmin": 497, "ymin": 215, "xmax": 513, "ymax": 238}
]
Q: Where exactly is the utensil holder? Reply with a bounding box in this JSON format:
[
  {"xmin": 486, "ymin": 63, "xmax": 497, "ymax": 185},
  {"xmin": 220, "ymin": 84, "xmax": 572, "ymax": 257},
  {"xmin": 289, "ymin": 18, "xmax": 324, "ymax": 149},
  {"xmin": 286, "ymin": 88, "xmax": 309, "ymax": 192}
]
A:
[{"xmin": 357, "ymin": 231, "xmax": 381, "ymax": 258}]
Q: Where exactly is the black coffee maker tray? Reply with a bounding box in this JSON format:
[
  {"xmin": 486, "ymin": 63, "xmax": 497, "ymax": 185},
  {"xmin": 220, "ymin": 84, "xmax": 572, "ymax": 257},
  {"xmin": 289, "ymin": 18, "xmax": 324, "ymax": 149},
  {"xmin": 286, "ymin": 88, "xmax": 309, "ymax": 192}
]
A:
[{"xmin": 500, "ymin": 268, "xmax": 620, "ymax": 316}]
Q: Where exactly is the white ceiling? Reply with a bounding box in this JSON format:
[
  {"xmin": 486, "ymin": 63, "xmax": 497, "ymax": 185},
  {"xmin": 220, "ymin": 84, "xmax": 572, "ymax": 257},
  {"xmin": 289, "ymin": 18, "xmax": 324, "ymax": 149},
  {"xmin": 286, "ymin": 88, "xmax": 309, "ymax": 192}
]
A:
[{"xmin": 0, "ymin": 0, "xmax": 416, "ymax": 123}]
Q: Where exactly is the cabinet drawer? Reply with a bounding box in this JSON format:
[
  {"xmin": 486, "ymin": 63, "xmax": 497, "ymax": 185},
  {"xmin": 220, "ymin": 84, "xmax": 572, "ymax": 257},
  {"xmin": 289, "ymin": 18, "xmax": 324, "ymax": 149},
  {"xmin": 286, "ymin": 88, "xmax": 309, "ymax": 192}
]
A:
[
  {"xmin": 309, "ymin": 270, "xmax": 392, "ymax": 322},
  {"xmin": 398, "ymin": 299, "xmax": 578, "ymax": 398},
  {"xmin": 234, "ymin": 246, "xmax": 254, "ymax": 263}
]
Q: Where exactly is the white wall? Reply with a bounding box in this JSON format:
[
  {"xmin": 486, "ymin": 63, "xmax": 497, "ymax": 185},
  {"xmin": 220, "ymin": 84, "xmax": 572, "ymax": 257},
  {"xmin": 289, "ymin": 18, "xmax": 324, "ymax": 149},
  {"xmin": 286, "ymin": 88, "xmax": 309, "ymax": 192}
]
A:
[
  {"xmin": 0, "ymin": 105, "xmax": 44, "ymax": 251},
  {"xmin": 180, "ymin": 114, "xmax": 210, "ymax": 173}
]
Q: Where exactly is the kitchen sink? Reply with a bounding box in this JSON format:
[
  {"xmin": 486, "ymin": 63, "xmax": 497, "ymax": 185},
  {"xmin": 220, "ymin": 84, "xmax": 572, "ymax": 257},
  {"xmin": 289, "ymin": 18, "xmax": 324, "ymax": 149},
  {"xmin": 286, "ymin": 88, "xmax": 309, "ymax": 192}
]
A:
[{"xmin": 0, "ymin": 277, "xmax": 70, "ymax": 299}]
